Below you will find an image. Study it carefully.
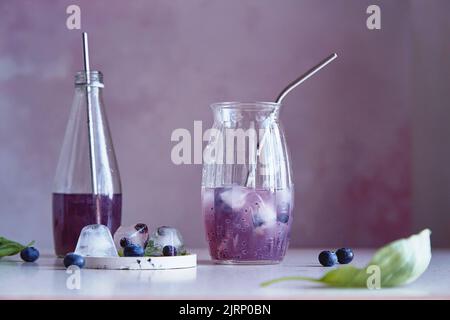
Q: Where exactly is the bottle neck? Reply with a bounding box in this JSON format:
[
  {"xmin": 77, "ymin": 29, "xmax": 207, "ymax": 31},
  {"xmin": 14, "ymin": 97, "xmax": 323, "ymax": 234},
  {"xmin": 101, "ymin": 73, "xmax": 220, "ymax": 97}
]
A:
[
  {"xmin": 74, "ymin": 70, "xmax": 104, "ymax": 88},
  {"xmin": 74, "ymin": 85, "xmax": 104, "ymax": 107},
  {"xmin": 74, "ymin": 70, "xmax": 104, "ymax": 104}
]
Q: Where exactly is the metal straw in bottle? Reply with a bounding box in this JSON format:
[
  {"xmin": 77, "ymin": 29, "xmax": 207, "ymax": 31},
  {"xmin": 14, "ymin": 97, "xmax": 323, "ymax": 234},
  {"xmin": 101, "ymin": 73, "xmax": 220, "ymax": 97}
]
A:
[{"xmin": 82, "ymin": 32, "xmax": 98, "ymax": 195}]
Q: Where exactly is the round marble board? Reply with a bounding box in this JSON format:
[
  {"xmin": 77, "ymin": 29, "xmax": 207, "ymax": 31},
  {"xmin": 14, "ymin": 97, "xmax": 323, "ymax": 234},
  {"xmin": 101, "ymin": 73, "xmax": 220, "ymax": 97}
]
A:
[{"xmin": 84, "ymin": 254, "xmax": 197, "ymax": 270}]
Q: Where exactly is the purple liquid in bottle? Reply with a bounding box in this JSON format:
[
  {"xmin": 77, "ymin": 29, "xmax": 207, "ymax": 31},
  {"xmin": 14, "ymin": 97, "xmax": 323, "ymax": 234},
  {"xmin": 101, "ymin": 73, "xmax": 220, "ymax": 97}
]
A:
[
  {"xmin": 202, "ymin": 186, "xmax": 293, "ymax": 263},
  {"xmin": 52, "ymin": 193, "xmax": 121, "ymax": 256}
]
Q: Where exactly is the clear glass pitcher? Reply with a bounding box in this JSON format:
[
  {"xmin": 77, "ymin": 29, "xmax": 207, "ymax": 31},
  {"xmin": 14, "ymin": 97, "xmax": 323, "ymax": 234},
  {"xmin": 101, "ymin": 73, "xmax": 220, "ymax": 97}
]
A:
[
  {"xmin": 201, "ymin": 102, "xmax": 294, "ymax": 264},
  {"xmin": 52, "ymin": 71, "xmax": 122, "ymax": 256}
]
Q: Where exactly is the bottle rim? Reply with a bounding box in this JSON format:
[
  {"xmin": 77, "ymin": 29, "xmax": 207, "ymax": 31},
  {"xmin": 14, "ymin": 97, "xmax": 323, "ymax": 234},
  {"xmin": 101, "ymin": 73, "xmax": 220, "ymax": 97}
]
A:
[{"xmin": 75, "ymin": 70, "xmax": 103, "ymax": 86}]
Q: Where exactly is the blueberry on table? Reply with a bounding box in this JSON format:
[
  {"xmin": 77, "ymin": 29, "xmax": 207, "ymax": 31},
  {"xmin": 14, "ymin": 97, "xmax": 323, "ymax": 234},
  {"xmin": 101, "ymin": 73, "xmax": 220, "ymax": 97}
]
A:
[
  {"xmin": 119, "ymin": 237, "xmax": 131, "ymax": 248},
  {"xmin": 318, "ymin": 250, "xmax": 337, "ymax": 267},
  {"xmin": 20, "ymin": 247, "xmax": 39, "ymax": 262},
  {"xmin": 63, "ymin": 253, "xmax": 85, "ymax": 268},
  {"xmin": 162, "ymin": 245, "xmax": 177, "ymax": 256},
  {"xmin": 336, "ymin": 248, "xmax": 354, "ymax": 264},
  {"xmin": 124, "ymin": 244, "xmax": 144, "ymax": 257}
]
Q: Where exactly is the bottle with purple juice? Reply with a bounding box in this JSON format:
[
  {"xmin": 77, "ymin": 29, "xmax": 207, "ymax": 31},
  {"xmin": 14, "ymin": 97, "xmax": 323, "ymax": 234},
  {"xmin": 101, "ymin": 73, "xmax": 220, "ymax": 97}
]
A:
[
  {"xmin": 202, "ymin": 102, "xmax": 293, "ymax": 264},
  {"xmin": 53, "ymin": 70, "xmax": 121, "ymax": 256}
]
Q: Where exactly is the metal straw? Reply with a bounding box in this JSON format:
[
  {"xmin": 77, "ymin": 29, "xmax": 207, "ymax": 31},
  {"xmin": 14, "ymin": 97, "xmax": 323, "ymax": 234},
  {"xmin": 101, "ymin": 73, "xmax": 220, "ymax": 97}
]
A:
[
  {"xmin": 275, "ymin": 53, "xmax": 337, "ymax": 104},
  {"xmin": 82, "ymin": 32, "xmax": 98, "ymax": 194},
  {"xmin": 245, "ymin": 53, "xmax": 338, "ymax": 186}
]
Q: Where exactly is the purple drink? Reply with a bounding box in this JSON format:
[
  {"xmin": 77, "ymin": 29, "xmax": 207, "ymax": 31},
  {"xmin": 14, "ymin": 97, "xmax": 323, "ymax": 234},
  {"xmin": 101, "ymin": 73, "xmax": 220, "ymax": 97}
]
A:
[
  {"xmin": 202, "ymin": 186, "xmax": 293, "ymax": 264},
  {"xmin": 52, "ymin": 193, "xmax": 122, "ymax": 256}
]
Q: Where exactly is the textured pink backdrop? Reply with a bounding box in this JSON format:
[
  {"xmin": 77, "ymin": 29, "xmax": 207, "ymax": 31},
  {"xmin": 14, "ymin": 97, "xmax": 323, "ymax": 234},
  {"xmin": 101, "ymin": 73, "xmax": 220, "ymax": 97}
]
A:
[{"xmin": 0, "ymin": 0, "xmax": 449, "ymax": 250}]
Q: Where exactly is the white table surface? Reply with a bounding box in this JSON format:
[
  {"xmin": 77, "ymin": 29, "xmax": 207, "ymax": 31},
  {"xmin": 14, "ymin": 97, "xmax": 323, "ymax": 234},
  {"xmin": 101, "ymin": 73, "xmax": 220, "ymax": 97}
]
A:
[{"xmin": 0, "ymin": 249, "xmax": 449, "ymax": 299}]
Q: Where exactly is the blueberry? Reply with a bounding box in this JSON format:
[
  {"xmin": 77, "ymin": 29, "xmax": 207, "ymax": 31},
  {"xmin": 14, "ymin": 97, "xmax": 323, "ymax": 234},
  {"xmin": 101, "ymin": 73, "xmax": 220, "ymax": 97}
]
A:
[
  {"xmin": 318, "ymin": 250, "xmax": 337, "ymax": 267},
  {"xmin": 252, "ymin": 214, "xmax": 264, "ymax": 228},
  {"xmin": 20, "ymin": 247, "xmax": 39, "ymax": 262},
  {"xmin": 336, "ymin": 248, "xmax": 354, "ymax": 264},
  {"xmin": 63, "ymin": 253, "xmax": 85, "ymax": 268},
  {"xmin": 162, "ymin": 245, "xmax": 177, "ymax": 256},
  {"xmin": 215, "ymin": 201, "xmax": 232, "ymax": 214},
  {"xmin": 120, "ymin": 237, "xmax": 131, "ymax": 248},
  {"xmin": 124, "ymin": 244, "xmax": 144, "ymax": 257},
  {"xmin": 277, "ymin": 213, "xmax": 290, "ymax": 224},
  {"xmin": 134, "ymin": 223, "xmax": 148, "ymax": 234}
]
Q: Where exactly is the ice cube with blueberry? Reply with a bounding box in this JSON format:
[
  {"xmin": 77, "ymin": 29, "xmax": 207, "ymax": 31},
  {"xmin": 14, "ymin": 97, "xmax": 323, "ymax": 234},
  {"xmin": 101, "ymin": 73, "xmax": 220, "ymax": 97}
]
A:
[
  {"xmin": 74, "ymin": 224, "xmax": 119, "ymax": 257},
  {"xmin": 145, "ymin": 226, "xmax": 186, "ymax": 256},
  {"xmin": 276, "ymin": 189, "xmax": 293, "ymax": 224},
  {"xmin": 247, "ymin": 191, "xmax": 277, "ymax": 229},
  {"xmin": 113, "ymin": 223, "xmax": 149, "ymax": 255}
]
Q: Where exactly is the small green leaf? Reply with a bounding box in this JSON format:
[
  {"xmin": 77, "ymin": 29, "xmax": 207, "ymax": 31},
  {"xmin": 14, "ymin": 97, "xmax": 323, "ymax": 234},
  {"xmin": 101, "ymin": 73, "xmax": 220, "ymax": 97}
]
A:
[
  {"xmin": 144, "ymin": 240, "xmax": 161, "ymax": 257},
  {"xmin": 0, "ymin": 237, "xmax": 35, "ymax": 259},
  {"xmin": 261, "ymin": 229, "xmax": 432, "ymax": 288},
  {"xmin": 143, "ymin": 240, "xmax": 188, "ymax": 257}
]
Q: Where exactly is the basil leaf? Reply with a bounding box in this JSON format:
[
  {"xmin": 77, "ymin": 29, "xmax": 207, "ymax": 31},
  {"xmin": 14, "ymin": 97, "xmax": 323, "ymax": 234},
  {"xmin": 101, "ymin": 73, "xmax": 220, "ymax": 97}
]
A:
[
  {"xmin": 261, "ymin": 229, "xmax": 431, "ymax": 288},
  {"xmin": 0, "ymin": 237, "xmax": 35, "ymax": 259},
  {"xmin": 144, "ymin": 240, "xmax": 161, "ymax": 256},
  {"xmin": 144, "ymin": 240, "xmax": 188, "ymax": 256}
]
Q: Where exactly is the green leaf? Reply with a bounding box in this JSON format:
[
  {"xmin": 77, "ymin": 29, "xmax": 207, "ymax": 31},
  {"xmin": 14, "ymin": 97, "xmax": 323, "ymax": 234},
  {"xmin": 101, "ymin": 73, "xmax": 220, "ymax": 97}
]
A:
[
  {"xmin": 144, "ymin": 240, "xmax": 161, "ymax": 256},
  {"xmin": 0, "ymin": 237, "xmax": 35, "ymax": 259},
  {"xmin": 143, "ymin": 240, "xmax": 188, "ymax": 257},
  {"xmin": 261, "ymin": 229, "xmax": 432, "ymax": 288}
]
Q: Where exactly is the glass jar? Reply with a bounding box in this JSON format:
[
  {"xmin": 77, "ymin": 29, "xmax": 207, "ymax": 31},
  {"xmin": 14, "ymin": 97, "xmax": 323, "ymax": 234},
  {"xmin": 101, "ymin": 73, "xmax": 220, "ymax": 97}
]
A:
[
  {"xmin": 52, "ymin": 71, "xmax": 122, "ymax": 256},
  {"xmin": 201, "ymin": 102, "xmax": 294, "ymax": 264}
]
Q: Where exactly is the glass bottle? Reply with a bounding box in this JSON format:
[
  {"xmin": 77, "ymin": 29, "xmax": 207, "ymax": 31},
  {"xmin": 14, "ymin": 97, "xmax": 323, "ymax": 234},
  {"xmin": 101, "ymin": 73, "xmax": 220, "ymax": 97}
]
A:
[
  {"xmin": 52, "ymin": 71, "xmax": 122, "ymax": 256},
  {"xmin": 201, "ymin": 102, "xmax": 294, "ymax": 264}
]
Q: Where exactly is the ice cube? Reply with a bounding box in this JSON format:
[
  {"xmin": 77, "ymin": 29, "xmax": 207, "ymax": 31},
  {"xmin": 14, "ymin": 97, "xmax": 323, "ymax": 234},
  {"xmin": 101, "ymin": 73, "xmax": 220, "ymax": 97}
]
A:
[
  {"xmin": 217, "ymin": 186, "xmax": 249, "ymax": 210},
  {"xmin": 250, "ymin": 192, "xmax": 276, "ymax": 228},
  {"xmin": 146, "ymin": 226, "xmax": 186, "ymax": 256},
  {"xmin": 255, "ymin": 203, "xmax": 277, "ymax": 224},
  {"xmin": 74, "ymin": 224, "xmax": 119, "ymax": 257},
  {"xmin": 113, "ymin": 223, "xmax": 149, "ymax": 251},
  {"xmin": 214, "ymin": 188, "xmax": 233, "ymax": 214}
]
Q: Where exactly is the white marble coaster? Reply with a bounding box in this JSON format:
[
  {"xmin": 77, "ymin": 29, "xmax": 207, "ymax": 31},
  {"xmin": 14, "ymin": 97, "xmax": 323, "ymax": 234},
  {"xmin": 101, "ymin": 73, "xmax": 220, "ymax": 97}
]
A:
[{"xmin": 83, "ymin": 254, "xmax": 197, "ymax": 270}]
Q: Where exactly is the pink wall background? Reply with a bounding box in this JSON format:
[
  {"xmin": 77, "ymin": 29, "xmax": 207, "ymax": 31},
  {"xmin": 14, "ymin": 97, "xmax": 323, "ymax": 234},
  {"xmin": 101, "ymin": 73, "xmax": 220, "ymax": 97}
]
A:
[{"xmin": 1, "ymin": 0, "xmax": 449, "ymax": 250}]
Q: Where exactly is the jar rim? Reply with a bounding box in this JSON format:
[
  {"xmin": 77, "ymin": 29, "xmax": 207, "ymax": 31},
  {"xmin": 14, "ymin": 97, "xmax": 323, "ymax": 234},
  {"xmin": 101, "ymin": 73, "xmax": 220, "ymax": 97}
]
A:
[{"xmin": 210, "ymin": 101, "xmax": 281, "ymax": 111}]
